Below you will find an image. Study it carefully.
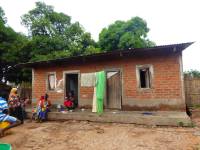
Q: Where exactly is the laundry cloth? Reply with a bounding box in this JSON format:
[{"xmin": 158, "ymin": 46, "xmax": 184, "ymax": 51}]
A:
[{"xmin": 81, "ymin": 73, "xmax": 96, "ymax": 87}]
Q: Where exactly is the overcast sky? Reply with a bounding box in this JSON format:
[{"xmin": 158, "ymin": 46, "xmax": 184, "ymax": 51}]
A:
[{"xmin": 0, "ymin": 0, "xmax": 199, "ymax": 71}]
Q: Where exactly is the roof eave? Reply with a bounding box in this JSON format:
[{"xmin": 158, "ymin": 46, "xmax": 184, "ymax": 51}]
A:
[{"xmin": 15, "ymin": 42, "xmax": 194, "ymax": 68}]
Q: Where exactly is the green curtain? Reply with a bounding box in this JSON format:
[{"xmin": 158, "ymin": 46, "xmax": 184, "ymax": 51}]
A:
[{"xmin": 96, "ymin": 71, "xmax": 106, "ymax": 115}]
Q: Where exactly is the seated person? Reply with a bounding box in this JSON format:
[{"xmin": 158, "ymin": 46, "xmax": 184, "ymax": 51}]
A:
[
  {"xmin": 64, "ymin": 91, "xmax": 75, "ymax": 110},
  {"xmin": 36, "ymin": 94, "xmax": 51, "ymax": 122},
  {"xmin": 0, "ymin": 94, "xmax": 21, "ymax": 136},
  {"xmin": 44, "ymin": 93, "xmax": 51, "ymax": 119}
]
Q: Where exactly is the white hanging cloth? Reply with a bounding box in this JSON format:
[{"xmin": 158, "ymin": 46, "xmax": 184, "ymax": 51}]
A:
[{"xmin": 81, "ymin": 73, "xmax": 96, "ymax": 87}]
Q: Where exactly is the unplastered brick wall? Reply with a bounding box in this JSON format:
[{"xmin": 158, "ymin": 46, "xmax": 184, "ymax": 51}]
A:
[
  {"xmin": 32, "ymin": 52, "xmax": 184, "ymax": 109},
  {"xmin": 123, "ymin": 55, "xmax": 182, "ymax": 99}
]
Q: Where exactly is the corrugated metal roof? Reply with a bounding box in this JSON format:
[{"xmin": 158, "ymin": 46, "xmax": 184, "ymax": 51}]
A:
[{"xmin": 16, "ymin": 42, "xmax": 194, "ymax": 68}]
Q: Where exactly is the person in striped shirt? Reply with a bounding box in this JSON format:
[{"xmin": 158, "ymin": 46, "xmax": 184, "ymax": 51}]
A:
[{"xmin": 0, "ymin": 93, "xmax": 21, "ymax": 136}]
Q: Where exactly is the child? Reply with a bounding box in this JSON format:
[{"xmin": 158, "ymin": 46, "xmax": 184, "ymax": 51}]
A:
[
  {"xmin": 31, "ymin": 107, "xmax": 37, "ymax": 121},
  {"xmin": 64, "ymin": 91, "xmax": 75, "ymax": 110},
  {"xmin": 44, "ymin": 94, "xmax": 51, "ymax": 119}
]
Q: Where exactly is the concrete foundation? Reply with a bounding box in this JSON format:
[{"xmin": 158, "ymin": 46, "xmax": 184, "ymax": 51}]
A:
[{"xmin": 26, "ymin": 109, "xmax": 192, "ymax": 127}]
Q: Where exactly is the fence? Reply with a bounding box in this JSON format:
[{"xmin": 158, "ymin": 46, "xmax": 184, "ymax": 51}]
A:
[
  {"xmin": 18, "ymin": 82, "xmax": 32, "ymax": 100},
  {"xmin": 184, "ymin": 76, "xmax": 200, "ymax": 107}
]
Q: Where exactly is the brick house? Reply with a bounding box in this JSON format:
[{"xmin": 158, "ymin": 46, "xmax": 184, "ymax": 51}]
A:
[{"xmin": 20, "ymin": 42, "xmax": 193, "ymax": 111}]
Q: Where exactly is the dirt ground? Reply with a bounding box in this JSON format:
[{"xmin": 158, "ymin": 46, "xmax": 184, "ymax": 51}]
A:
[{"xmin": 0, "ymin": 119, "xmax": 200, "ymax": 150}]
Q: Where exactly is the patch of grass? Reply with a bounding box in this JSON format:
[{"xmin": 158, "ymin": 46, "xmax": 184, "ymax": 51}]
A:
[
  {"xmin": 189, "ymin": 122, "xmax": 196, "ymax": 128},
  {"xmin": 192, "ymin": 105, "xmax": 200, "ymax": 109},
  {"xmin": 178, "ymin": 121, "xmax": 184, "ymax": 127},
  {"xmin": 188, "ymin": 122, "xmax": 196, "ymax": 128}
]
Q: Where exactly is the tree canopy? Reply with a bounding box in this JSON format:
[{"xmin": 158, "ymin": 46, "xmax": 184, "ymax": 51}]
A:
[
  {"xmin": 184, "ymin": 70, "xmax": 200, "ymax": 78},
  {"xmin": 0, "ymin": 2, "xmax": 157, "ymax": 84},
  {"xmin": 0, "ymin": 6, "xmax": 31, "ymax": 83},
  {"xmin": 1, "ymin": 2, "xmax": 100, "ymax": 84},
  {"xmin": 99, "ymin": 17, "xmax": 155, "ymax": 51},
  {"xmin": 21, "ymin": 2, "xmax": 99, "ymax": 61}
]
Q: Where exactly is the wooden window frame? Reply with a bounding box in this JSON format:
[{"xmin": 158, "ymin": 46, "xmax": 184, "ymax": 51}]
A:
[
  {"xmin": 46, "ymin": 72, "xmax": 56, "ymax": 91},
  {"xmin": 136, "ymin": 65, "xmax": 154, "ymax": 90}
]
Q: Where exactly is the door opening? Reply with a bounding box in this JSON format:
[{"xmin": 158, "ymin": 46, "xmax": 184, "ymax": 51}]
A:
[{"xmin": 65, "ymin": 73, "xmax": 79, "ymax": 108}]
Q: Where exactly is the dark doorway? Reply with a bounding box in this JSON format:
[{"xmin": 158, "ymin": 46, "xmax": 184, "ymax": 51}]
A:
[
  {"xmin": 106, "ymin": 70, "xmax": 122, "ymax": 109},
  {"xmin": 65, "ymin": 73, "xmax": 79, "ymax": 107}
]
